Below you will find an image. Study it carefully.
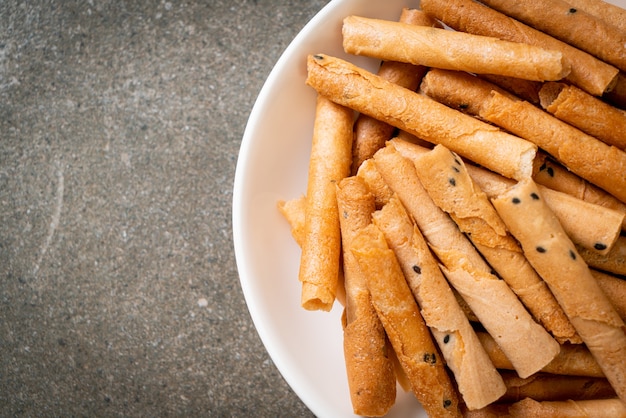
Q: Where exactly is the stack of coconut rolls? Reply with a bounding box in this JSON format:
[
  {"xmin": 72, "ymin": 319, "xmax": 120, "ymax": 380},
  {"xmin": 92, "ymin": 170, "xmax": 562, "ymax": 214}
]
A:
[{"xmin": 278, "ymin": 1, "xmax": 626, "ymax": 416}]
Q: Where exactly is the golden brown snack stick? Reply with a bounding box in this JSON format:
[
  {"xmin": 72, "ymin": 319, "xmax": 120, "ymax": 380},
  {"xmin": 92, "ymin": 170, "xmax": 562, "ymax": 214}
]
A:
[
  {"xmin": 477, "ymin": 331, "xmax": 604, "ymax": 378},
  {"xmin": 298, "ymin": 95, "xmax": 353, "ymax": 311},
  {"xmin": 533, "ymin": 153, "xmax": 626, "ymax": 230},
  {"xmin": 351, "ymin": 8, "xmax": 434, "ymax": 175},
  {"xmin": 350, "ymin": 223, "xmax": 461, "ymax": 417},
  {"xmin": 336, "ymin": 177, "xmax": 395, "ymax": 416},
  {"xmin": 480, "ymin": 90, "xmax": 626, "ymax": 204},
  {"xmin": 499, "ymin": 371, "xmax": 616, "ymax": 402},
  {"xmin": 480, "ymin": 0, "xmax": 626, "ymax": 72},
  {"xmin": 465, "ymin": 398, "xmax": 626, "ymax": 417},
  {"xmin": 413, "ymin": 144, "xmax": 579, "ymax": 343},
  {"xmin": 592, "ymin": 269, "xmax": 626, "ymax": 322},
  {"xmin": 478, "ymin": 74, "xmax": 543, "ymax": 105},
  {"xmin": 373, "ymin": 144, "xmax": 559, "ymax": 378},
  {"xmin": 342, "ymin": 16, "xmax": 570, "ymax": 82},
  {"xmin": 306, "ymin": 54, "xmax": 537, "ymax": 181},
  {"xmin": 605, "ymin": 71, "xmax": 626, "ymax": 110},
  {"xmin": 277, "ymin": 195, "xmax": 347, "ymax": 308},
  {"xmin": 579, "ymin": 236, "xmax": 626, "ymax": 276},
  {"xmin": 354, "ymin": 158, "xmax": 392, "ymax": 209},
  {"xmin": 539, "ymin": 81, "xmax": 626, "ymax": 150},
  {"xmin": 420, "ymin": 0, "xmax": 619, "ymax": 96},
  {"xmin": 492, "ymin": 178, "xmax": 626, "ymax": 403},
  {"xmin": 420, "ymin": 68, "xmax": 516, "ymax": 117},
  {"xmin": 565, "ymin": 0, "xmax": 626, "ymax": 33},
  {"xmin": 373, "ymin": 194, "xmax": 506, "ymax": 410},
  {"xmin": 277, "ymin": 195, "xmax": 307, "ymax": 246},
  {"xmin": 392, "ymin": 137, "xmax": 623, "ymax": 254},
  {"xmin": 509, "ymin": 398, "xmax": 626, "ymax": 417}
]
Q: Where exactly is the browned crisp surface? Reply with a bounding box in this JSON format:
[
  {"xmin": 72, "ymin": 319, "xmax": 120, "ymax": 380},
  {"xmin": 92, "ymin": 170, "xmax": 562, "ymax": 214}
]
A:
[
  {"xmin": 306, "ymin": 53, "xmax": 537, "ymax": 180},
  {"xmin": 420, "ymin": 0, "xmax": 619, "ymax": 96},
  {"xmin": 492, "ymin": 179, "xmax": 626, "ymax": 403},
  {"xmin": 351, "ymin": 223, "xmax": 461, "ymax": 417},
  {"xmin": 298, "ymin": 95, "xmax": 353, "ymax": 311}
]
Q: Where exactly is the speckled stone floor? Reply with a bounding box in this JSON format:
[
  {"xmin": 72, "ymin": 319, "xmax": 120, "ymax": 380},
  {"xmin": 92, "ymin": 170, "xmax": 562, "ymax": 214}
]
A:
[{"xmin": 0, "ymin": 1, "xmax": 328, "ymax": 416}]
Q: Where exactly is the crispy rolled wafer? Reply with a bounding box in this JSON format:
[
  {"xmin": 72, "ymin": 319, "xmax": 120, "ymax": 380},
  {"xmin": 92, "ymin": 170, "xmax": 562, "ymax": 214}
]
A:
[
  {"xmin": 354, "ymin": 158, "xmax": 392, "ymax": 209},
  {"xmin": 605, "ymin": 71, "xmax": 626, "ymax": 110},
  {"xmin": 492, "ymin": 178, "xmax": 626, "ymax": 402},
  {"xmin": 420, "ymin": 0, "xmax": 619, "ymax": 96},
  {"xmin": 413, "ymin": 144, "xmax": 579, "ymax": 343},
  {"xmin": 373, "ymin": 194, "xmax": 506, "ymax": 410},
  {"xmin": 307, "ymin": 55, "xmax": 537, "ymax": 179},
  {"xmin": 336, "ymin": 177, "xmax": 395, "ymax": 416},
  {"xmin": 373, "ymin": 144, "xmax": 559, "ymax": 378},
  {"xmin": 298, "ymin": 95, "xmax": 353, "ymax": 311},
  {"xmin": 480, "ymin": 90, "xmax": 626, "ymax": 203},
  {"xmin": 350, "ymin": 223, "xmax": 461, "ymax": 417},
  {"xmin": 306, "ymin": 54, "xmax": 537, "ymax": 181},
  {"xmin": 466, "ymin": 398, "xmax": 626, "ymax": 417},
  {"xmin": 351, "ymin": 8, "xmax": 434, "ymax": 175},
  {"xmin": 481, "ymin": 0, "xmax": 626, "ymax": 72},
  {"xmin": 420, "ymin": 68, "xmax": 516, "ymax": 117},
  {"xmin": 579, "ymin": 236, "xmax": 626, "ymax": 277},
  {"xmin": 509, "ymin": 398, "xmax": 626, "ymax": 417},
  {"xmin": 392, "ymin": 137, "xmax": 623, "ymax": 254},
  {"xmin": 566, "ymin": 0, "xmax": 626, "ymax": 33},
  {"xmin": 499, "ymin": 371, "xmax": 616, "ymax": 402},
  {"xmin": 342, "ymin": 16, "xmax": 570, "ymax": 82},
  {"xmin": 592, "ymin": 269, "xmax": 626, "ymax": 322},
  {"xmin": 477, "ymin": 331, "xmax": 604, "ymax": 377},
  {"xmin": 540, "ymin": 81, "xmax": 626, "ymax": 150},
  {"xmin": 533, "ymin": 153, "xmax": 626, "ymax": 230},
  {"xmin": 479, "ymin": 74, "xmax": 542, "ymax": 105},
  {"xmin": 278, "ymin": 195, "xmax": 307, "ymax": 246}
]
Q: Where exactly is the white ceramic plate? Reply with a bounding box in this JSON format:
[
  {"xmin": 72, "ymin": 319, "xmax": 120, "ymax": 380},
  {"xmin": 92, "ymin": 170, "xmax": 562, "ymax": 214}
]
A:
[
  {"xmin": 233, "ymin": 0, "xmax": 626, "ymax": 417},
  {"xmin": 233, "ymin": 0, "xmax": 423, "ymax": 416}
]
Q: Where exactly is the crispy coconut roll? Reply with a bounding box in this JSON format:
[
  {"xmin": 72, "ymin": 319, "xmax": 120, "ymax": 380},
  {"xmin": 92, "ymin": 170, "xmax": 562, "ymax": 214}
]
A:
[
  {"xmin": 465, "ymin": 398, "xmax": 626, "ymax": 417},
  {"xmin": 305, "ymin": 54, "xmax": 537, "ymax": 181},
  {"xmin": 413, "ymin": 144, "xmax": 580, "ymax": 343},
  {"xmin": 565, "ymin": 0, "xmax": 626, "ymax": 33},
  {"xmin": 351, "ymin": 8, "xmax": 435, "ymax": 175},
  {"xmin": 492, "ymin": 178, "xmax": 626, "ymax": 403},
  {"xmin": 533, "ymin": 153, "xmax": 626, "ymax": 230},
  {"xmin": 477, "ymin": 332, "xmax": 604, "ymax": 378},
  {"xmin": 391, "ymin": 137, "xmax": 623, "ymax": 254},
  {"xmin": 592, "ymin": 269, "xmax": 626, "ymax": 322},
  {"xmin": 298, "ymin": 95, "xmax": 353, "ymax": 311},
  {"xmin": 342, "ymin": 16, "xmax": 570, "ymax": 82},
  {"xmin": 373, "ymin": 194, "xmax": 506, "ymax": 410},
  {"xmin": 420, "ymin": 0, "xmax": 618, "ymax": 96},
  {"xmin": 480, "ymin": 0, "xmax": 626, "ymax": 72},
  {"xmin": 539, "ymin": 81, "xmax": 626, "ymax": 150},
  {"xmin": 578, "ymin": 235, "xmax": 626, "ymax": 277},
  {"xmin": 336, "ymin": 177, "xmax": 395, "ymax": 416},
  {"xmin": 499, "ymin": 371, "xmax": 615, "ymax": 403},
  {"xmin": 350, "ymin": 223, "xmax": 461, "ymax": 417},
  {"xmin": 373, "ymin": 144, "xmax": 559, "ymax": 378}
]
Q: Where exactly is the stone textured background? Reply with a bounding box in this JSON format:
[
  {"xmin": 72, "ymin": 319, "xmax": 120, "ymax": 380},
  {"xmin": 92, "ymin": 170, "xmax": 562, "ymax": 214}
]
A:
[{"xmin": 0, "ymin": 1, "xmax": 328, "ymax": 416}]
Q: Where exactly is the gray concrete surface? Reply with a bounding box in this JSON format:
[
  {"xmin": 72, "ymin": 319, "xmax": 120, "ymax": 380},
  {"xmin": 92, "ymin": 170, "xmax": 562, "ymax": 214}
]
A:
[{"xmin": 0, "ymin": 1, "xmax": 328, "ymax": 416}]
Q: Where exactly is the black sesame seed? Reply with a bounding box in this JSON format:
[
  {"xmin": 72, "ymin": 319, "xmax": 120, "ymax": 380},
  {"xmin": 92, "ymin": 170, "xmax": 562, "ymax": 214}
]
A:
[
  {"xmin": 569, "ymin": 7, "xmax": 577, "ymax": 13},
  {"xmin": 530, "ymin": 193, "xmax": 540, "ymax": 200},
  {"xmin": 539, "ymin": 163, "xmax": 547, "ymax": 171},
  {"xmin": 449, "ymin": 178, "xmax": 456, "ymax": 186},
  {"xmin": 454, "ymin": 158, "xmax": 461, "ymax": 165},
  {"xmin": 443, "ymin": 334, "xmax": 450, "ymax": 344},
  {"xmin": 536, "ymin": 246, "xmax": 547, "ymax": 253},
  {"xmin": 594, "ymin": 243, "xmax": 607, "ymax": 251},
  {"xmin": 443, "ymin": 399, "xmax": 452, "ymax": 408},
  {"xmin": 512, "ymin": 197, "xmax": 521, "ymax": 204},
  {"xmin": 423, "ymin": 353, "xmax": 437, "ymax": 364},
  {"xmin": 452, "ymin": 165, "xmax": 460, "ymax": 173},
  {"xmin": 459, "ymin": 103, "xmax": 469, "ymax": 109},
  {"xmin": 547, "ymin": 167, "xmax": 555, "ymax": 177},
  {"xmin": 569, "ymin": 250, "xmax": 577, "ymax": 260},
  {"xmin": 413, "ymin": 265, "xmax": 422, "ymax": 274}
]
